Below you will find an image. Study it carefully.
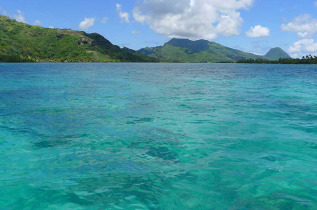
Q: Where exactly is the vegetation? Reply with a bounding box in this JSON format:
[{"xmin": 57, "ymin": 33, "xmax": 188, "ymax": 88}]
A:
[
  {"xmin": 264, "ymin": 47, "xmax": 291, "ymax": 60},
  {"xmin": 138, "ymin": 38, "xmax": 266, "ymax": 63},
  {"xmin": 237, "ymin": 55, "xmax": 317, "ymax": 64},
  {"xmin": 0, "ymin": 15, "xmax": 158, "ymax": 63},
  {"xmin": 0, "ymin": 54, "xmax": 34, "ymax": 62},
  {"xmin": 1, "ymin": 15, "xmax": 307, "ymax": 64}
]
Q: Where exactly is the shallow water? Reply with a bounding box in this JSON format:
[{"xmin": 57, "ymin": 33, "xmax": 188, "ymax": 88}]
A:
[{"xmin": 0, "ymin": 63, "xmax": 316, "ymax": 209}]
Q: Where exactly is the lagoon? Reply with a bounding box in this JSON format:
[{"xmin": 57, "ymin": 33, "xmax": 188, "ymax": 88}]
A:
[{"xmin": 0, "ymin": 63, "xmax": 316, "ymax": 209}]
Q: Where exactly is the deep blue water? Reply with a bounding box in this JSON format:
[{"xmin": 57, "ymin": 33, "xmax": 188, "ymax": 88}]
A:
[{"xmin": 0, "ymin": 63, "xmax": 316, "ymax": 209}]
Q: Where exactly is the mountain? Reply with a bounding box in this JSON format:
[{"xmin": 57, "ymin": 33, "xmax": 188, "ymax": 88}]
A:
[
  {"xmin": 264, "ymin": 47, "xmax": 291, "ymax": 60},
  {"xmin": 0, "ymin": 15, "xmax": 291, "ymax": 63},
  {"xmin": 138, "ymin": 38, "xmax": 265, "ymax": 63},
  {"xmin": 0, "ymin": 15, "xmax": 157, "ymax": 62}
]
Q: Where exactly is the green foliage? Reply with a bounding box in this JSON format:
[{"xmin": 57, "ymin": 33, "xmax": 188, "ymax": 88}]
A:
[
  {"xmin": 0, "ymin": 54, "xmax": 34, "ymax": 62},
  {"xmin": 138, "ymin": 38, "xmax": 266, "ymax": 63},
  {"xmin": 264, "ymin": 47, "xmax": 291, "ymax": 60},
  {"xmin": 0, "ymin": 15, "xmax": 157, "ymax": 63},
  {"xmin": 237, "ymin": 55, "xmax": 317, "ymax": 64}
]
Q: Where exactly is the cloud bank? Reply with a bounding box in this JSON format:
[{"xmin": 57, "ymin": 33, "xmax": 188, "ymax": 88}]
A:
[
  {"xmin": 281, "ymin": 15, "xmax": 317, "ymax": 36},
  {"xmin": 133, "ymin": 0, "xmax": 254, "ymax": 40},
  {"xmin": 282, "ymin": 15, "xmax": 317, "ymax": 57}
]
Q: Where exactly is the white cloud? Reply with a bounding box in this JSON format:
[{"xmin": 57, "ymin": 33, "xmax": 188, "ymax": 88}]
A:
[
  {"xmin": 281, "ymin": 15, "xmax": 317, "ymax": 35},
  {"xmin": 49, "ymin": 26, "xmax": 55, "ymax": 29},
  {"xmin": 131, "ymin": 30, "xmax": 141, "ymax": 34},
  {"xmin": 217, "ymin": 12, "xmax": 242, "ymax": 36},
  {"xmin": 34, "ymin": 20, "xmax": 41, "ymax": 26},
  {"xmin": 116, "ymin": 4, "xmax": 130, "ymax": 23},
  {"xmin": 246, "ymin": 25, "xmax": 270, "ymax": 37},
  {"xmin": 282, "ymin": 15, "xmax": 317, "ymax": 57},
  {"xmin": 79, "ymin": 17, "xmax": 95, "ymax": 30},
  {"xmin": 289, "ymin": 39, "xmax": 317, "ymax": 57},
  {"xmin": 297, "ymin": 32, "xmax": 308, "ymax": 38},
  {"xmin": 101, "ymin": 17, "xmax": 108, "ymax": 24},
  {"xmin": 133, "ymin": 0, "xmax": 254, "ymax": 40},
  {"xmin": 14, "ymin": 10, "xmax": 26, "ymax": 23}
]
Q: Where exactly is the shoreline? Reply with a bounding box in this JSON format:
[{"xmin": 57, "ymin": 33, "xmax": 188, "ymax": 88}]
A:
[{"xmin": 1, "ymin": 62, "xmax": 317, "ymax": 65}]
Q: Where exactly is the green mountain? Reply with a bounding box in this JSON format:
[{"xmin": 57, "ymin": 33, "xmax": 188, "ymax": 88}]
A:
[
  {"xmin": 0, "ymin": 15, "xmax": 157, "ymax": 62},
  {"xmin": 138, "ymin": 38, "xmax": 265, "ymax": 63},
  {"xmin": 264, "ymin": 47, "xmax": 291, "ymax": 60}
]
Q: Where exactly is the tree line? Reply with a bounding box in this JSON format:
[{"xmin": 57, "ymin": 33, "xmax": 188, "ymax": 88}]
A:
[
  {"xmin": 0, "ymin": 54, "xmax": 34, "ymax": 63},
  {"xmin": 1, "ymin": 52, "xmax": 317, "ymax": 64},
  {"xmin": 237, "ymin": 55, "xmax": 317, "ymax": 64}
]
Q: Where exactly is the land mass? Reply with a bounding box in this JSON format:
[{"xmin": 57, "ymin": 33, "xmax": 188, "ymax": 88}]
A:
[
  {"xmin": 0, "ymin": 15, "xmax": 158, "ymax": 62},
  {"xmin": 264, "ymin": 47, "xmax": 291, "ymax": 60},
  {"xmin": 138, "ymin": 39, "xmax": 292, "ymax": 63},
  {"xmin": 0, "ymin": 15, "xmax": 300, "ymax": 64},
  {"xmin": 138, "ymin": 38, "xmax": 266, "ymax": 63}
]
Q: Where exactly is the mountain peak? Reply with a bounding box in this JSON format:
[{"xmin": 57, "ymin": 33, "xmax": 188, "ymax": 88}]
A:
[{"xmin": 265, "ymin": 47, "xmax": 291, "ymax": 60}]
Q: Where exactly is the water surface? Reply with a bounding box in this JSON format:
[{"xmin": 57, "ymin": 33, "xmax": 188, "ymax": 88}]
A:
[{"xmin": 0, "ymin": 63, "xmax": 316, "ymax": 209}]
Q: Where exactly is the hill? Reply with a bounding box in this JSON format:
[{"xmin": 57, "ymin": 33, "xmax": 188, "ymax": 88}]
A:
[
  {"xmin": 0, "ymin": 15, "xmax": 157, "ymax": 62},
  {"xmin": 138, "ymin": 38, "xmax": 265, "ymax": 63},
  {"xmin": 264, "ymin": 47, "xmax": 291, "ymax": 60}
]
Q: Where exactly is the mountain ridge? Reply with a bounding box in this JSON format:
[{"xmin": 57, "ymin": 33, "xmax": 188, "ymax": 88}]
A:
[
  {"xmin": 0, "ymin": 15, "xmax": 291, "ymax": 63},
  {"xmin": 138, "ymin": 38, "xmax": 267, "ymax": 63},
  {"xmin": 0, "ymin": 15, "xmax": 158, "ymax": 62}
]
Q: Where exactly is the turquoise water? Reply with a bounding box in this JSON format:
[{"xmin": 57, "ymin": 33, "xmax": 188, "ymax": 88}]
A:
[{"xmin": 0, "ymin": 63, "xmax": 316, "ymax": 209}]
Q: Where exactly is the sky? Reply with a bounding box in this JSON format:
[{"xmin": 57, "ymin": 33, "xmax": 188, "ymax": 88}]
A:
[{"xmin": 0, "ymin": 0, "xmax": 317, "ymax": 57}]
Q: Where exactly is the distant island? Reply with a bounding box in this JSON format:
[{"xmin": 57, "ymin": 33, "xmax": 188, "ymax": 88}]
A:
[
  {"xmin": 0, "ymin": 15, "xmax": 315, "ymax": 64},
  {"xmin": 138, "ymin": 39, "xmax": 293, "ymax": 63}
]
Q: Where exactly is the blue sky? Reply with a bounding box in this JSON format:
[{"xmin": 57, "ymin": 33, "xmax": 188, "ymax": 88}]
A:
[{"xmin": 1, "ymin": 0, "xmax": 317, "ymax": 57}]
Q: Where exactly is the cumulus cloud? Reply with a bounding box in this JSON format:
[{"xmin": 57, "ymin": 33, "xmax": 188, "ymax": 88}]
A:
[
  {"xmin": 116, "ymin": 4, "xmax": 130, "ymax": 23},
  {"xmin": 282, "ymin": 15, "xmax": 317, "ymax": 57},
  {"xmin": 217, "ymin": 12, "xmax": 242, "ymax": 36},
  {"xmin": 246, "ymin": 25, "xmax": 270, "ymax": 37},
  {"xmin": 133, "ymin": 0, "xmax": 254, "ymax": 40},
  {"xmin": 289, "ymin": 39, "xmax": 317, "ymax": 57},
  {"xmin": 14, "ymin": 10, "xmax": 26, "ymax": 23},
  {"xmin": 101, "ymin": 17, "xmax": 108, "ymax": 24},
  {"xmin": 281, "ymin": 15, "xmax": 317, "ymax": 36},
  {"xmin": 34, "ymin": 20, "xmax": 41, "ymax": 26},
  {"xmin": 79, "ymin": 17, "xmax": 95, "ymax": 30}
]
